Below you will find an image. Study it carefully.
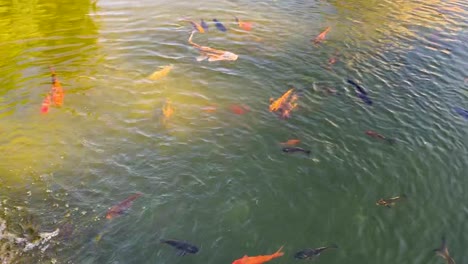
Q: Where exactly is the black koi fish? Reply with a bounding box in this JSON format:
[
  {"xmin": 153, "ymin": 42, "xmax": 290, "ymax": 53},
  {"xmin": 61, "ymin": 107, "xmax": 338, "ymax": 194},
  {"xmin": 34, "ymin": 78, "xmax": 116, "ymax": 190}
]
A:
[
  {"xmin": 282, "ymin": 147, "xmax": 311, "ymax": 155},
  {"xmin": 213, "ymin": 18, "xmax": 227, "ymax": 32},
  {"xmin": 161, "ymin": 239, "xmax": 199, "ymax": 256},
  {"xmin": 294, "ymin": 244, "xmax": 338, "ymax": 260},
  {"xmin": 347, "ymin": 79, "xmax": 368, "ymax": 95}
]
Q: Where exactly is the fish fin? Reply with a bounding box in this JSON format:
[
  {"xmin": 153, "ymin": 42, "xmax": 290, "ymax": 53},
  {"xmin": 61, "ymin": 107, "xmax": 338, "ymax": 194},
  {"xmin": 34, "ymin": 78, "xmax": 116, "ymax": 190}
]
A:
[
  {"xmin": 305, "ymin": 150, "xmax": 311, "ymax": 155},
  {"xmin": 329, "ymin": 243, "xmax": 339, "ymax": 249},
  {"xmin": 385, "ymin": 205, "xmax": 392, "ymax": 208},
  {"xmin": 275, "ymin": 245, "xmax": 285, "ymax": 256},
  {"xmin": 177, "ymin": 250, "xmax": 186, "ymax": 256},
  {"xmin": 196, "ymin": 56, "xmax": 208, "ymax": 61}
]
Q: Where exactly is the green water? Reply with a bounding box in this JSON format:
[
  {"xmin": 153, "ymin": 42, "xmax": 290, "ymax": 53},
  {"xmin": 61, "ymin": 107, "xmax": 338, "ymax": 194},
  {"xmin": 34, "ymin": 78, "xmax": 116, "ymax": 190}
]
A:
[{"xmin": 0, "ymin": 0, "xmax": 467, "ymax": 263}]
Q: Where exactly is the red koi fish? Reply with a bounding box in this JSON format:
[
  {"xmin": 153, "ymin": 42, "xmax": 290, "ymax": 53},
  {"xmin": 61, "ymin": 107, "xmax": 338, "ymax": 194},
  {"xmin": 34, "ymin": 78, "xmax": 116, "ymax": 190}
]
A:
[
  {"xmin": 280, "ymin": 139, "xmax": 300, "ymax": 146},
  {"xmin": 50, "ymin": 67, "xmax": 64, "ymax": 107},
  {"xmin": 41, "ymin": 94, "xmax": 51, "ymax": 113},
  {"xmin": 365, "ymin": 130, "xmax": 395, "ymax": 144},
  {"xmin": 230, "ymin": 104, "xmax": 250, "ymax": 115},
  {"xmin": 106, "ymin": 193, "xmax": 142, "ymax": 219},
  {"xmin": 232, "ymin": 246, "xmax": 284, "ymax": 264},
  {"xmin": 313, "ymin": 26, "xmax": 331, "ymax": 45},
  {"xmin": 234, "ymin": 16, "xmax": 252, "ymax": 31}
]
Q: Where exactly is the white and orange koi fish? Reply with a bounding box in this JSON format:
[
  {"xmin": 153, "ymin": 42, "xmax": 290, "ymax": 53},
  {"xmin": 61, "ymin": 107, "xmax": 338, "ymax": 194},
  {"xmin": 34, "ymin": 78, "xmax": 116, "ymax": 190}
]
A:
[{"xmin": 188, "ymin": 31, "xmax": 238, "ymax": 62}]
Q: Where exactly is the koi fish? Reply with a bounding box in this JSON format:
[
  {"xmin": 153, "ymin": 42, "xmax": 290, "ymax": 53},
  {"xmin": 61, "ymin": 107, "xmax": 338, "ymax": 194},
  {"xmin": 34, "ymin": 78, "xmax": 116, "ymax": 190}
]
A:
[
  {"xmin": 188, "ymin": 31, "xmax": 238, "ymax": 62},
  {"xmin": 269, "ymin": 88, "xmax": 298, "ymax": 119},
  {"xmin": 453, "ymin": 107, "xmax": 468, "ymax": 119},
  {"xmin": 294, "ymin": 244, "xmax": 338, "ymax": 260},
  {"xmin": 347, "ymin": 79, "xmax": 368, "ymax": 95},
  {"xmin": 106, "ymin": 193, "xmax": 142, "ymax": 219},
  {"xmin": 213, "ymin": 18, "xmax": 227, "ymax": 32},
  {"xmin": 183, "ymin": 20, "xmax": 205, "ymax": 33},
  {"xmin": 161, "ymin": 239, "xmax": 199, "ymax": 256},
  {"xmin": 365, "ymin": 130, "xmax": 395, "ymax": 144},
  {"xmin": 230, "ymin": 104, "xmax": 250, "ymax": 115},
  {"xmin": 201, "ymin": 19, "xmax": 209, "ymax": 31},
  {"xmin": 280, "ymin": 139, "xmax": 300, "ymax": 146},
  {"xmin": 41, "ymin": 94, "xmax": 51, "ymax": 113},
  {"xmin": 376, "ymin": 194, "xmax": 406, "ymax": 208},
  {"xmin": 148, "ymin": 65, "xmax": 173, "ymax": 80},
  {"xmin": 433, "ymin": 236, "xmax": 455, "ymax": 264},
  {"xmin": 234, "ymin": 16, "xmax": 252, "ymax": 31},
  {"xmin": 232, "ymin": 246, "xmax": 284, "ymax": 264},
  {"xmin": 50, "ymin": 67, "xmax": 64, "ymax": 107},
  {"xmin": 162, "ymin": 99, "xmax": 174, "ymax": 123},
  {"xmin": 313, "ymin": 26, "xmax": 331, "ymax": 45},
  {"xmin": 282, "ymin": 147, "xmax": 311, "ymax": 155}
]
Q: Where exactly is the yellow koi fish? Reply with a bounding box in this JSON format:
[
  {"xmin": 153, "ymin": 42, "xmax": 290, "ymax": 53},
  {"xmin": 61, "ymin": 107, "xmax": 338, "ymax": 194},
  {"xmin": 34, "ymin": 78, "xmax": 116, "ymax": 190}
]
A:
[{"xmin": 148, "ymin": 65, "xmax": 173, "ymax": 80}]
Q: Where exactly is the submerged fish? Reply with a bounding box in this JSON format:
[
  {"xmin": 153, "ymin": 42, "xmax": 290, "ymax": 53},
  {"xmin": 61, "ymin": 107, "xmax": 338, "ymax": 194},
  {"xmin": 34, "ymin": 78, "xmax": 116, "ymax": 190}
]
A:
[
  {"xmin": 365, "ymin": 130, "xmax": 395, "ymax": 144},
  {"xmin": 148, "ymin": 65, "xmax": 173, "ymax": 80},
  {"xmin": 294, "ymin": 244, "xmax": 338, "ymax": 260},
  {"xmin": 188, "ymin": 31, "xmax": 238, "ymax": 62},
  {"xmin": 41, "ymin": 94, "xmax": 51, "ymax": 114},
  {"xmin": 453, "ymin": 107, "xmax": 468, "ymax": 119},
  {"xmin": 106, "ymin": 193, "xmax": 142, "ymax": 219},
  {"xmin": 282, "ymin": 147, "xmax": 311, "ymax": 155},
  {"xmin": 232, "ymin": 246, "xmax": 284, "ymax": 264},
  {"xmin": 347, "ymin": 79, "xmax": 368, "ymax": 95},
  {"xmin": 51, "ymin": 69, "xmax": 64, "ymax": 107},
  {"xmin": 376, "ymin": 194, "xmax": 406, "ymax": 208},
  {"xmin": 201, "ymin": 19, "xmax": 209, "ymax": 31},
  {"xmin": 433, "ymin": 236, "xmax": 455, "ymax": 264},
  {"xmin": 162, "ymin": 99, "xmax": 174, "ymax": 123},
  {"xmin": 234, "ymin": 16, "xmax": 252, "ymax": 31},
  {"xmin": 230, "ymin": 104, "xmax": 250, "ymax": 115},
  {"xmin": 213, "ymin": 18, "xmax": 227, "ymax": 32},
  {"xmin": 161, "ymin": 239, "xmax": 199, "ymax": 256},
  {"xmin": 357, "ymin": 93, "xmax": 373, "ymax": 105},
  {"xmin": 313, "ymin": 26, "xmax": 331, "ymax": 45},
  {"xmin": 280, "ymin": 139, "xmax": 301, "ymax": 146}
]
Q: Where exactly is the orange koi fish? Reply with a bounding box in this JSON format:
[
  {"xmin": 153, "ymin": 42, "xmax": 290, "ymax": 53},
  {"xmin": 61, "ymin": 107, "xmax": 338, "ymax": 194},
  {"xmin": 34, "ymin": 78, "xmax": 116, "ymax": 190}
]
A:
[
  {"xmin": 234, "ymin": 16, "xmax": 252, "ymax": 31},
  {"xmin": 40, "ymin": 94, "xmax": 51, "ymax": 113},
  {"xmin": 183, "ymin": 20, "xmax": 205, "ymax": 33},
  {"xmin": 188, "ymin": 31, "xmax": 238, "ymax": 62},
  {"xmin": 230, "ymin": 104, "xmax": 250, "ymax": 115},
  {"xmin": 50, "ymin": 67, "xmax": 64, "ymax": 107},
  {"xmin": 162, "ymin": 99, "xmax": 174, "ymax": 122},
  {"xmin": 232, "ymin": 246, "xmax": 284, "ymax": 264},
  {"xmin": 269, "ymin": 88, "xmax": 298, "ymax": 118},
  {"xmin": 280, "ymin": 139, "xmax": 300, "ymax": 146},
  {"xmin": 106, "ymin": 193, "xmax": 142, "ymax": 219},
  {"xmin": 313, "ymin": 26, "xmax": 331, "ymax": 45}
]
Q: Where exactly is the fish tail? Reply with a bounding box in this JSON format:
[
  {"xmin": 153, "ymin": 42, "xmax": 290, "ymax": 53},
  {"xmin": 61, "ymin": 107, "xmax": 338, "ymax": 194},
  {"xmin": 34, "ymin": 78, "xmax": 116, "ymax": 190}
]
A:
[
  {"xmin": 328, "ymin": 243, "xmax": 338, "ymax": 249},
  {"xmin": 399, "ymin": 194, "xmax": 408, "ymax": 199},
  {"xmin": 274, "ymin": 245, "xmax": 285, "ymax": 257}
]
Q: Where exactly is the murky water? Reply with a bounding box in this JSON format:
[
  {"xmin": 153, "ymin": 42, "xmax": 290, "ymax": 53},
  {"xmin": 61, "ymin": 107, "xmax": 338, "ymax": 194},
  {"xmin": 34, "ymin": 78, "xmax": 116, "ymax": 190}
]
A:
[{"xmin": 1, "ymin": 0, "xmax": 467, "ymax": 263}]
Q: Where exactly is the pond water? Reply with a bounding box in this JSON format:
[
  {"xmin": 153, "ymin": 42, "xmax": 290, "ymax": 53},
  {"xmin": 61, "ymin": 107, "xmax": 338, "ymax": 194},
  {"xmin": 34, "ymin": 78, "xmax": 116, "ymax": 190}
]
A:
[{"xmin": 0, "ymin": 0, "xmax": 467, "ymax": 263}]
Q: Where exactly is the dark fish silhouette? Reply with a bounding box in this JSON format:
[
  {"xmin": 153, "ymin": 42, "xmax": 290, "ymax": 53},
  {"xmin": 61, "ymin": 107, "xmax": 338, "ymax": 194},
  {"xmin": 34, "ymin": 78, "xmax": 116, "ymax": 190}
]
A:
[
  {"xmin": 201, "ymin": 19, "xmax": 209, "ymax": 31},
  {"xmin": 365, "ymin": 130, "xmax": 395, "ymax": 144},
  {"xmin": 161, "ymin": 239, "xmax": 199, "ymax": 256},
  {"xmin": 453, "ymin": 107, "xmax": 468, "ymax": 119},
  {"xmin": 294, "ymin": 244, "xmax": 338, "ymax": 260},
  {"xmin": 433, "ymin": 236, "xmax": 455, "ymax": 264},
  {"xmin": 282, "ymin": 147, "xmax": 311, "ymax": 155},
  {"xmin": 357, "ymin": 92, "xmax": 373, "ymax": 105},
  {"xmin": 376, "ymin": 194, "xmax": 406, "ymax": 208},
  {"xmin": 213, "ymin": 18, "xmax": 227, "ymax": 32},
  {"xmin": 347, "ymin": 79, "xmax": 368, "ymax": 95}
]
